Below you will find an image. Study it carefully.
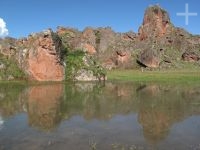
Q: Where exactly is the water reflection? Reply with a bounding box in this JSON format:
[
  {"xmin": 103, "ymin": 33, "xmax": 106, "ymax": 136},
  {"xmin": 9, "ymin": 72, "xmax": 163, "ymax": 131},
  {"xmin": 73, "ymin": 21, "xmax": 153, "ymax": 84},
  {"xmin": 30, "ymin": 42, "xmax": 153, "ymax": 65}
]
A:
[
  {"xmin": 0, "ymin": 84, "xmax": 26, "ymax": 117},
  {"xmin": 0, "ymin": 114, "xmax": 3, "ymax": 130},
  {"xmin": 0, "ymin": 82, "xmax": 200, "ymax": 145},
  {"xmin": 137, "ymin": 84, "xmax": 200, "ymax": 144},
  {"xmin": 27, "ymin": 84, "xmax": 64, "ymax": 131}
]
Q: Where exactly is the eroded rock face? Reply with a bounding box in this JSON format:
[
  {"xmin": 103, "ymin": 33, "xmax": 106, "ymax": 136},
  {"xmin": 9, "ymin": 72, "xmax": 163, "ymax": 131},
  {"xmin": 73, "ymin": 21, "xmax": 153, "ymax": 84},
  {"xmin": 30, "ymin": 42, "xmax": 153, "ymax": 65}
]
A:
[
  {"xmin": 24, "ymin": 30, "xmax": 64, "ymax": 81},
  {"xmin": 81, "ymin": 28, "xmax": 97, "ymax": 54},
  {"xmin": 138, "ymin": 5, "xmax": 172, "ymax": 40},
  {"xmin": 0, "ymin": 37, "xmax": 17, "ymax": 58},
  {"xmin": 82, "ymin": 43, "xmax": 96, "ymax": 54},
  {"xmin": 182, "ymin": 51, "xmax": 200, "ymax": 62},
  {"xmin": 116, "ymin": 50, "xmax": 132, "ymax": 68},
  {"xmin": 57, "ymin": 26, "xmax": 138, "ymax": 69}
]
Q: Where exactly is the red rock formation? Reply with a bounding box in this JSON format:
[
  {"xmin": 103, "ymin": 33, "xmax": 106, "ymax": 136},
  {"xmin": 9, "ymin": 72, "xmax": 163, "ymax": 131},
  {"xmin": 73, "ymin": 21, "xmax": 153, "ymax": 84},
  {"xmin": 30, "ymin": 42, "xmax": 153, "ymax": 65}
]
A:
[
  {"xmin": 81, "ymin": 28, "xmax": 97, "ymax": 54},
  {"xmin": 1, "ymin": 4, "xmax": 200, "ymax": 75},
  {"xmin": 82, "ymin": 43, "xmax": 96, "ymax": 54},
  {"xmin": 57, "ymin": 26, "xmax": 68, "ymax": 35},
  {"xmin": 26, "ymin": 30, "xmax": 64, "ymax": 81},
  {"xmin": 138, "ymin": 5, "xmax": 172, "ymax": 40},
  {"xmin": 82, "ymin": 28, "xmax": 96, "ymax": 44}
]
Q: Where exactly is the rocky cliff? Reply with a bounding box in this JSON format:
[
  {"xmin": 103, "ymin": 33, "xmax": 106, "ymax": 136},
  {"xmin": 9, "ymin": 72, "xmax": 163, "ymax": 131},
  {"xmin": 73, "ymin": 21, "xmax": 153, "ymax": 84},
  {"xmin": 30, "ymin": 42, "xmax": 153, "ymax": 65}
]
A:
[
  {"xmin": 57, "ymin": 5, "xmax": 200, "ymax": 70},
  {"xmin": 1, "ymin": 29, "xmax": 65, "ymax": 81},
  {"xmin": 0, "ymin": 5, "xmax": 200, "ymax": 81},
  {"xmin": 19, "ymin": 29, "xmax": 65, "ymax": 81}
]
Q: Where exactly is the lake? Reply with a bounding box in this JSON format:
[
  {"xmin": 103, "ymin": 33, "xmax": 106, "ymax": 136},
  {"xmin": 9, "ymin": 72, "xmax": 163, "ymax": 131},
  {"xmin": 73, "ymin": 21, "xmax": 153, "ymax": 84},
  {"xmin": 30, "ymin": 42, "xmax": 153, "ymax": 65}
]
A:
[{"xmin": 0, "ymin": 82, "xmax": 200, "ymax": 150}]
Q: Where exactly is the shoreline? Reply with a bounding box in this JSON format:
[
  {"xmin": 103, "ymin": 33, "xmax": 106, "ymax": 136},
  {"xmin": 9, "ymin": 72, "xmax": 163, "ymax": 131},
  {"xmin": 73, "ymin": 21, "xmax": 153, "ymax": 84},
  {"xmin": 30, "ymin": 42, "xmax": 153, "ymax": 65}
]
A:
[{"xmin": 1, "ymin": 69, "xmax": 200, "ymax": 84}]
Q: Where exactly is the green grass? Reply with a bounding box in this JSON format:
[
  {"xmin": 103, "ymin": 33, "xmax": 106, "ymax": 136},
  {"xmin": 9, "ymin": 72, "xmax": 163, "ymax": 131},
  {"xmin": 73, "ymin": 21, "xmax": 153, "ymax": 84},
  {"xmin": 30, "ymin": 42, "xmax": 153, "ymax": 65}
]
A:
[
  {"xmin": 107, "ymin": 69, "xmax": 200, "ymax": 83},
  {"xmin": 64, "ymin": 50, "xmax": 85, "ymax": 80}
]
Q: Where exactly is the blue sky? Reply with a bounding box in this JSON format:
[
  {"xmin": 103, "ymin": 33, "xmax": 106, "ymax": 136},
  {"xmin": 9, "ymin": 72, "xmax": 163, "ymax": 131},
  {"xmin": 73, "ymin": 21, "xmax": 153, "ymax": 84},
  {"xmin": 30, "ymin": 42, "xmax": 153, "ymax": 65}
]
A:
[{"xmin": 0, "ymin": 0, "xmax": 200, "ymax": 38}]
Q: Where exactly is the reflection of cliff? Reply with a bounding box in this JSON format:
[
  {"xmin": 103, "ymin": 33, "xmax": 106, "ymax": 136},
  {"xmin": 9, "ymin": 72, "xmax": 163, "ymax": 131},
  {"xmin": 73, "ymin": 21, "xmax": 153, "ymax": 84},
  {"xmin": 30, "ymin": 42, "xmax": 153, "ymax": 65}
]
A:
[
  {"xmin": 27, "ymin": 84, "xmax": 64, "ymax": 131},
  {"xmin": 62, "ymin": 82, "xmax": 138, "ymax": 120},
  {"xmin": 1, "ymin": 82, "xmax": 200, "ymax": 142},
  {"xmin": 137, "ymin": 84, "xmax": 200, "ymax": 144}
]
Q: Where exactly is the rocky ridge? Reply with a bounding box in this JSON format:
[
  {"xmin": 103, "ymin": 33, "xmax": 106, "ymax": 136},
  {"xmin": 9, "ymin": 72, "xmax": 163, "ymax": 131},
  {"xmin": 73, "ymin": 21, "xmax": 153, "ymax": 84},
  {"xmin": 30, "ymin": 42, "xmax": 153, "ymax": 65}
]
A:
[{"xmin": 0, "ymin": 5, "xmax": 200, "ymax": 81}]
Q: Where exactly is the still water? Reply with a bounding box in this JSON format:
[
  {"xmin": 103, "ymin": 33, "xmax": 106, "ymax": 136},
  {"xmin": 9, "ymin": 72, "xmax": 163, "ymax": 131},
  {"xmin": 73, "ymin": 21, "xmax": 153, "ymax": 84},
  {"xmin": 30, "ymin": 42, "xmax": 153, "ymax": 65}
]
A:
[{"xmin": 0, "ymin": 82, "xmax": 200, "ymax": 150}]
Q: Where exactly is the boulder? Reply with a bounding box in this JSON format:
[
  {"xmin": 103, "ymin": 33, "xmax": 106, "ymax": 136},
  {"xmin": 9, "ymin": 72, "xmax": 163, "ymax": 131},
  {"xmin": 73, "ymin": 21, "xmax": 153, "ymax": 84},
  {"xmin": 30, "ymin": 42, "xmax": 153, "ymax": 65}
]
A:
[
  {"xmin": 138, "ymin": 49, "xmax": 160, "ymax": 68},
  {"xmin": 74, "ymin": 55, "xmax": 106, "ymax": 81},
  {"xmin": 75, "ymin": 69, "xmax": 98, "ymax": 81}
]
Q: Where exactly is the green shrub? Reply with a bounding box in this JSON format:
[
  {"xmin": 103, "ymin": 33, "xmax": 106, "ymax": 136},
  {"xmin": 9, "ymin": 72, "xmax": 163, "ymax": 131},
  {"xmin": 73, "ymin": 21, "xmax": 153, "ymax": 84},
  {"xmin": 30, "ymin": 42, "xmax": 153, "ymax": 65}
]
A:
[
  {"xmin": 0, "ymin": 54, "xmax": 25, "ymax": 80},
  {"xmin": 64, "ymin": 50, "xmax": 85, "ymax": 80},
  {"xmin": 64, "ymin": 49, "xmax": 106, "ymax": 81}
]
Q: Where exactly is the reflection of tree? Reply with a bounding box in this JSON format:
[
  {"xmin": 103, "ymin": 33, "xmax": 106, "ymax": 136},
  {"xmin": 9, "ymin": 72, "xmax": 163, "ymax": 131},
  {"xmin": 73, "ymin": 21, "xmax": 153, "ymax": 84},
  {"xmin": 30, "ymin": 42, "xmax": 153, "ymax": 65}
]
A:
[
  {"xmin": 27, "ymin": 84, "xmax": 64, "ymax": 131},
  {"xmin": 137, "ymin": 84, "xmax": 200, "ymax": 144},
  {"xmin": 61, "ymin": 82, "xmax": 138, "ymax": 120}
]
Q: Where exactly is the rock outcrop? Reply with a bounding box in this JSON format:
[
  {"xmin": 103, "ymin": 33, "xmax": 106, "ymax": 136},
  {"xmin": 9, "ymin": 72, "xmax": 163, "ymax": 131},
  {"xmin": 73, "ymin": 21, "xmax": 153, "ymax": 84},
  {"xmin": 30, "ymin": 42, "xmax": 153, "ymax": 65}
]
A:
[
  {"xmin": 16, "ymin": 30, "xmax": 64, "ymax": 81},
  {"xmin": 58, "ymin": 26, "xmax": 136, "ymax": 69},
  {"xmin": 136, "ymin": 5, "xmax": 200, "ymax": 68},
  {"xmin": 138, "ymin": 49, "xmax": 160, "ymax": 68},
  {"xmin": 0, "ymin": 30, "xmax": 65, "ymax": 81},
  {"xmin": 182, "ymin": 51, "xmax": 200, "ymax": 62},
  {"xmin": 1, "ymin": 4, "xmax": 200, "ymax": 81},
  {"xmin": 138, "ymin": 5, "xmax": 172, "ymax": 40},
  {"xmin": 82, "ymin": 28, "xmax": 96, "ymax": 48},
  {"xmin": 25, "ymin": 30, "xmax": 64, "ymax": 81}
]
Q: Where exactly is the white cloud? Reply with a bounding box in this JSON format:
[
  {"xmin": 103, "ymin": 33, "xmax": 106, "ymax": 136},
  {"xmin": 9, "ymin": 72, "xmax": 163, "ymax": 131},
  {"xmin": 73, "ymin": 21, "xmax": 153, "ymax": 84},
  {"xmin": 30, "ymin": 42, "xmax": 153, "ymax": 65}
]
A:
[{"xmin": 0, "ymin": 18, "xmax": 9, "ymax": 37}]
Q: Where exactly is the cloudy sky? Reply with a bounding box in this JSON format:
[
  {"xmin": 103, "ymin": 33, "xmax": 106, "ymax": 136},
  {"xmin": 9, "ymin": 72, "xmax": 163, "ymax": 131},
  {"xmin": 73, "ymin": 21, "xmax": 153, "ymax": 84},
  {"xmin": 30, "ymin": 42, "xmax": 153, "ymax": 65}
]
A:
[
  {"xmin": 0, "ymin": 18, "xmax": 8, "ymax": 37},
  {"xmin": 0, "ymin": 0, "xmax": 200, "ymax": 38}
]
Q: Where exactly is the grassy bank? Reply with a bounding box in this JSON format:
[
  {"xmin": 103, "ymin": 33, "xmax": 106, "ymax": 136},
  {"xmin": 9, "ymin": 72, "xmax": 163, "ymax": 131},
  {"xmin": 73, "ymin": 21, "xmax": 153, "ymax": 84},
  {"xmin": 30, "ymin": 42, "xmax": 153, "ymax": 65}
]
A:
[
  {"xmin": 1, "ymin": 69, "xmax": 200, "ymax": 84},
  {"xmin": 107, "ymin": 69, "xmax": 200, "ymax": 83}
]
